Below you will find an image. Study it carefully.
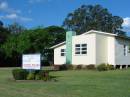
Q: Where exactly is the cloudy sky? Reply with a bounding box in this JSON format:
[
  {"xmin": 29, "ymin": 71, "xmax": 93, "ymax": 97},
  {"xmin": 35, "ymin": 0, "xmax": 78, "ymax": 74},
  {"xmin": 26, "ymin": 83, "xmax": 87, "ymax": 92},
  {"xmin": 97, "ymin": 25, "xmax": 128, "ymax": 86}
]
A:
[{"xmin": 0, "ymin": 0, "xmax": 130, "ymax": 34}]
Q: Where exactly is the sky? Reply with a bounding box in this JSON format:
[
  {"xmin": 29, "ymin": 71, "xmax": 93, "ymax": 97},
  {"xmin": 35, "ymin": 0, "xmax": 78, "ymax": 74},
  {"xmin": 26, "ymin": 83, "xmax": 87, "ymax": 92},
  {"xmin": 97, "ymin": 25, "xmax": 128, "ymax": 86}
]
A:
[{"xmin": 0, "ymin": 0, "xmax": 130, "ymax": 34}]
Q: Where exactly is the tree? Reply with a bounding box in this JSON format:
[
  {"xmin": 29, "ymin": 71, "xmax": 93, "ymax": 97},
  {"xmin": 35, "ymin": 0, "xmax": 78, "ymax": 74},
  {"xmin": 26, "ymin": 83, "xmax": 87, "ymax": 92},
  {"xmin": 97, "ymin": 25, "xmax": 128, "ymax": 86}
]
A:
[
  {"xmin": 63, "ymin": 4, "xmax": 125, "ymax": 35},
  {"xmin": 7, "ymin": 22, "xmax": 26, "ymax": 34},
  {"xmin": 0, "ymin": 20, "xmax": 10, "ymax": 66},
  {"xmin": 0, "ymin": 27, "xmax": 53, "ymax": 66},
  {"xmin": 0, "ymin": 20, "xmax": 3, "ymax": 27},
  {"xmin": 0, "ymin": 20, "xmax": 10, "ymax": 44},
  {"xmin": 44, "ymin": 26, "xmax": 66, "ymax": 45},
  {"xmin": 1, "ymin": 28, "xmax": 50, "ymax": 56},
  {"xmin": 1, "ymin": 25, "xmax": 66, "ymax": 66},
  {"xmin": 44, "ymin": 26, "xmax": 66, "ymax": 64}
]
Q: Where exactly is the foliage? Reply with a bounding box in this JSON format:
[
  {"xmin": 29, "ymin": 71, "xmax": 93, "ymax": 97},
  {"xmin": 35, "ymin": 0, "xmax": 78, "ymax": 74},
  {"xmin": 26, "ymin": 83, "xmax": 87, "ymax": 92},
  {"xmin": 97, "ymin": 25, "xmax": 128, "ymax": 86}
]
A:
[
  {"xmin": 53, "ymin": 65, "xmax": 60, "ymax": 71},
  {"xmin": 53, "ymin": 64, "xmax": 115, "ymax": 71},
  {"xmin": 53, "ymin": 65, "xmax": 74, "ymax": 70},
  {"xmin": 63, "ymin": 4, "xmax": 125, "ymax": 35},
  {"xmin": 59, "ymin": 65, "xmax": 68, "ymax": 70},
  {"xmin": 67, "ymin": 65, "xmax": 74, "ymax": 70},
  {"xmin": 0, "ymin": 26, "xmax": 65, "ymax": 66},
  {"xmin": 0, "ymin": 21, "xmax": 10, "ymax": 44},
  {"xmin": 97, "ymin": 63, "xmax": 108, "ymax": 71},
  {"xmin": 76, "ymin": 65, "xmax": 82, "ymax": 70},
  {"xmin": 12, "ymin": 69, "xmax": 50, "ymax": 81},
  {"xmin": 0, "ymin": 20, "xmax": 3, "ymax": 27},
  {"xmin": 27, "ymin": 71, "xmax": 35, "ymax": 80},
  {"xmin": 107, "ymin": 64, "xmax": 115, "ymax": 70},
  {"xmin": 44, "ymin": 26, "xmax": 66, "ymax": 45},
  {"xmin": 12, "ymin": 69, "xmax": 28, "ymax": 80},
  {"xmin": 7, "ymin": 22, "xmax": 26, "ymax": 34},
  {"xmin": 86, "ymin": 64, "xmax": 96, "ymax": 70}
]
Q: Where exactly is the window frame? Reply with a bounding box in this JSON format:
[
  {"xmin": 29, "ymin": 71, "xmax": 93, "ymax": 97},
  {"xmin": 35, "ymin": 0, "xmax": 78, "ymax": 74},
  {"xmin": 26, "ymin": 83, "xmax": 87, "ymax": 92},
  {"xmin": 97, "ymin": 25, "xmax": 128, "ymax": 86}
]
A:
[
  {"xmin": 75, "ymin": 43, "xmax": 87, "ymax": 55},
  {"xmin": 124, "ymin": 45, "xmax": 127, "ymax": 56},
  {"xmin": 61, "ymin": 49, "xmax": 65, "ymax": 56},
  {"xmin": 128, "ymin": 45, "xmax": 130, "ymax": 53}
]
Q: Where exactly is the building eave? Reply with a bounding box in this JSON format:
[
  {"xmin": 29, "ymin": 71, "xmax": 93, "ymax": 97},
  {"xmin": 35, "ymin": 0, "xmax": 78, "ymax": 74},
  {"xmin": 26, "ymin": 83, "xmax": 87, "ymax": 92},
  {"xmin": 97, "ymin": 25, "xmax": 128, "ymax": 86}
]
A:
[
  {"xmin": 50, "ymin": 42, "xmax": 65, "ymax": 49},
  {"xmin": 50, "ymin": 30, "xmax": 122, "ymax": 49},
  {"xmin": 82, "ymin": 30, "xmax": 117, "ymax": 36}
]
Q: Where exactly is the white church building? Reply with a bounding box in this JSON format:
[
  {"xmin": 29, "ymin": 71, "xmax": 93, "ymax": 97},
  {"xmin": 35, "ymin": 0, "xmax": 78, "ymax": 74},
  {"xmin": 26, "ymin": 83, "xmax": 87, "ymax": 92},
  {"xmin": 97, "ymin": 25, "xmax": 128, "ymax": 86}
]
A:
[{"xmin": 51, "ymin": 30, "xmax": 130, "ymax": 68}]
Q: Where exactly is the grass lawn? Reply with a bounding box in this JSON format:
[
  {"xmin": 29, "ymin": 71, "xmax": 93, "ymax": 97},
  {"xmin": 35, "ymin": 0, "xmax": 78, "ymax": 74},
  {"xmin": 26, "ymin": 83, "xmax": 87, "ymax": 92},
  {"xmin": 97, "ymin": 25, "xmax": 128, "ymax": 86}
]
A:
[{"xmin": 0, "ymin": 68, "xmax": 130, "ymax": 97}]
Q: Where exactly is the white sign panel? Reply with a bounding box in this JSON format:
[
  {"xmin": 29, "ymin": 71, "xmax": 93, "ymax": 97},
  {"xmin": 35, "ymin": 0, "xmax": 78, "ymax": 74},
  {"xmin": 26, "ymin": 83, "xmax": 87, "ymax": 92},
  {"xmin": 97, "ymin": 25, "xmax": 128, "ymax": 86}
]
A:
[{"xmin": 22, "ymin": 54, "xmax": 41, "ymax": 70}]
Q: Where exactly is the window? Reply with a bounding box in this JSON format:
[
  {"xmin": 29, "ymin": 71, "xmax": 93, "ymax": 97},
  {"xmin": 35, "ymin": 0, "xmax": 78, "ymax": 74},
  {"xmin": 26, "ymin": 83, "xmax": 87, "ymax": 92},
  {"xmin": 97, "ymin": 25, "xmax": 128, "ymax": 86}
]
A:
[
  {"xmin": 61, "ymin": 49, "xmax": 65, "ymax": 56},
  {"xmin": 128, "ymin": 45, "xmax": 130, "ymax": 53},
  {"xmin": 124, "ymin": 45, "xmax": 127, "ymax": 56},
  {"xmin": 75, "ymin": 44, "xmax": 87, "ymax": 55}
]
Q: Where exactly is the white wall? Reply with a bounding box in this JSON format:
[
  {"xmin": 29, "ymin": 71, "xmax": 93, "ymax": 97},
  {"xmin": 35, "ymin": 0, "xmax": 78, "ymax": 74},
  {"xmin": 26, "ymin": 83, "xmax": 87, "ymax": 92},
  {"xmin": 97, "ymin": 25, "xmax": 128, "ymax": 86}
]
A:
[
  {"xmin": 95, "ymin": 33, "xmax": 108, "ymax": 65},
  {"xmin": 54, "ymin": 31, "xmax": 130, "ymax": 65},
  {"xmin": 115, "ymin": 38, "xmax": 130, "ymax": 65},
  {"xmin": 95, "ymin": 33, "xmax": 116, "ymax": 65},
  {"xmin": 107, "ymin": 36, "xmax": 116, "ymax": 65},
  {"xmin": 54, "ymin": 45, "xmax": 66, "ymax": 65},
  {"xmin": 72, "ymin": 34, "xmax": 96, "ymax": 65}
]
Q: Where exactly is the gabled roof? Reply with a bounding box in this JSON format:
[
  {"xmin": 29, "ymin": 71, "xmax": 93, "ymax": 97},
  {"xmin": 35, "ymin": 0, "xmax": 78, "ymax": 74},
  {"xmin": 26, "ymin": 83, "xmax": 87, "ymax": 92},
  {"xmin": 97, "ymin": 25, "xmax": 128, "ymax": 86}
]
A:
[
  {"xmin": 82, "ymin": 30, "xmax": 117, "ymax": 36},
  {"xmin": 50, "ymin": 30, "xmax": 130, "ymax": 49},
  {"xmin": 50, "ymin": 42, "xmax": 65, "ymax": 49}
]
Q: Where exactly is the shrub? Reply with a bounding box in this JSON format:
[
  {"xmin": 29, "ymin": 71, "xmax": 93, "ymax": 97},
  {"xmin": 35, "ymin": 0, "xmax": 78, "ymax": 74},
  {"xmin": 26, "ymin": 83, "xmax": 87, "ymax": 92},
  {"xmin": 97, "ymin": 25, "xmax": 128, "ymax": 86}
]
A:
[
  {"xmin": 39, "ymin": 70, "xmax": 50, "ymax": 81},
  {"xmin": 35, "ymin": 74, "xmax": 41, "ymax": 80},
  {"xmin": 86, "ymin": 64, "xmax": 96, "ymax": 70},
  {"xmin": 76, "ymin": 65, "xmax": 82, "ymax": 70},
  {"xmin": 97, "ymin": 63, "xmax": 108, "ymax": 71},
  {"xmin": 67, "ymin": 65, "xmax": 74, "ymax": 70},
  {"xmin": 12, "ymin": 69, "xmax": 51, "ymax": 81},
  {"xmin": 12, "ymin": 69, "xmax": 28, "ymax": 80},
  {"xmin": 107, "ymin": 64, "xmax": 115, "ymax": 70},
  {"xmin": 59, "ymin": 65, "xmax": 68, "ymax": 70},
  {"xmin": 54, "ymin": 65, "xmax": 74, "ymax": 71},
  {"xmin": 53, "ymin": 65, "xmax": 60, "ymax": 70},
  {"xmin": 27, "ymin": 72, "xmax": 35, "ymax": 80}
]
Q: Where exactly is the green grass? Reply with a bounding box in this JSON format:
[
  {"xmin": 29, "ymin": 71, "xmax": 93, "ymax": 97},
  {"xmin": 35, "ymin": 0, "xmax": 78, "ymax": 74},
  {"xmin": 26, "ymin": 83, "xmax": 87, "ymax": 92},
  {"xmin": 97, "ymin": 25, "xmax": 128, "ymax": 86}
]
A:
[{"xmin": 0, "ymin": 68, "xmax": 130, "ymax": 97}]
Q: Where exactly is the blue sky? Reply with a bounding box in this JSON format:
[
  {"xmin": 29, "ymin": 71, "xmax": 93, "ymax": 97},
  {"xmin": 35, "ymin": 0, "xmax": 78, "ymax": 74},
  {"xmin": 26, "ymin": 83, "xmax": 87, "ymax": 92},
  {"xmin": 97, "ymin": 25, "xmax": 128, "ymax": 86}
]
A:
[{"xmin": 0, "ymin": 0, "xmax": 130, "ymax": 34}]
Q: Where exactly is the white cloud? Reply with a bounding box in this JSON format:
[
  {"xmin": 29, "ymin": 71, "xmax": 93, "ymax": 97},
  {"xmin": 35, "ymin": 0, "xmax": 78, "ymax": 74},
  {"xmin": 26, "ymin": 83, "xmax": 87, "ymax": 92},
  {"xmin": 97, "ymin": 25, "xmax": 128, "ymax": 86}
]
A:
[
  {"xmin": 0, "ymin": 1, "xmax": 32, "ymax": 22},
  {"xmin": 0, "ymin": 1, "xmax": 21, "ymax": 14},
  {"xmin": 0, "ymin": 1, "xmax": 8, "ymax": 9},
  {"xmin": 0, "ymin": 13, "xmax": 32, "ymax": 22},
  {"xmin": 5, "ymin": 13, "xmax": 18, "ymax": 19},
  {"xmin": 122, "ymin": 17, "xmax": 130, "ymax": 27},
  {"xmin": 20, "ymin": 17, "xmax": 32, "ymax": 22},
  {"xmin": 122, "ymin": 17, "xmax": 130, "ymax": 32},
  {"xmin": 28, "ymin": 0, "xmax": 51, "ymax": 4},
  {"xmin": 29, "ymin": 0, "xmax": 43, "ymax": 3}
]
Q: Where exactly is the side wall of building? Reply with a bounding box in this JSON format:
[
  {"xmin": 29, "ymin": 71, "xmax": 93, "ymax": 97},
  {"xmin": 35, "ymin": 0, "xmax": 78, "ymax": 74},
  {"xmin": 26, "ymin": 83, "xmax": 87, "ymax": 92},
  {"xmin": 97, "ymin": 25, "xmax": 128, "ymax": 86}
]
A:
[
  {"xmin": 54, "ymin": 45, "xmax": 66, "ymax": 65},
  {"xmin": 95, "ymin": 33, "xmax": 116, "ymax": 65},
  {"xmin": 107, "ymin": 36, "xmax": 116, "ymax": 65},
  {"xmin": 115, "ymin": 38, "xmax": 130, "ymax": 65},
  {"xmin": 54, "ymin": 32, "xmax": 130, "ymax": 65},
  {"xmin": 95, "ymin": 33, "xmax": 108, "ymax": 65},
  {"xmin": 72, "ymin": 34, "xmax": 96, "ymax": 65}
]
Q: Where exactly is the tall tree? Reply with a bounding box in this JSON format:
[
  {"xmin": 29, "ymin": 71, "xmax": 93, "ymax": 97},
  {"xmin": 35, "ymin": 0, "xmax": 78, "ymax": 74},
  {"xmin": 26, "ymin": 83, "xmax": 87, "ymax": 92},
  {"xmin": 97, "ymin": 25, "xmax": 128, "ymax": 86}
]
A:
[
  {"xmin": 63, "ymin": 4, "xmax": 124, "ymax": 35},
  {"xmin": 0, "ymin": 20, "xmax": 3, "ymax": 27},
  {"xmin": 0, "ymin": 20, "xmax": 10, "ymax": 44},
  {"xmin": 44, "ymin": 26, "xmax": 66, "ymax": 45},
  {"xmin": 0, "ymin": 20, "xmax": 10, "ymax": 66},
  {"xmin": 7, "ymin": 22, "xmax": 26, "ymax": 34},
  {"xmin": 0, "ymin": 26, "xmax": 66, "ymax": 66}
]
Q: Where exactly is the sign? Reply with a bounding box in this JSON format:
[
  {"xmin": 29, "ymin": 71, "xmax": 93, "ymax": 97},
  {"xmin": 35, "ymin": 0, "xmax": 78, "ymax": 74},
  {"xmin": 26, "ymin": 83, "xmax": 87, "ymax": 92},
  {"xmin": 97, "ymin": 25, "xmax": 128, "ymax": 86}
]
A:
[{"xmin": 22, "ymin": 54, "xmax": 41, "ymax": 70}]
